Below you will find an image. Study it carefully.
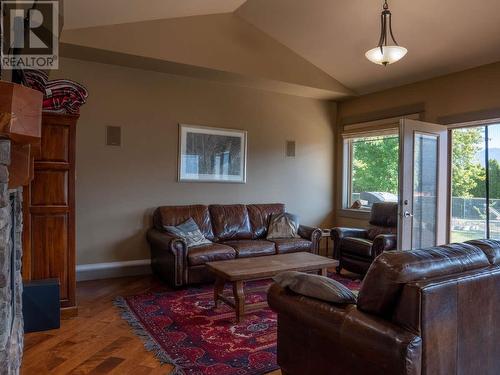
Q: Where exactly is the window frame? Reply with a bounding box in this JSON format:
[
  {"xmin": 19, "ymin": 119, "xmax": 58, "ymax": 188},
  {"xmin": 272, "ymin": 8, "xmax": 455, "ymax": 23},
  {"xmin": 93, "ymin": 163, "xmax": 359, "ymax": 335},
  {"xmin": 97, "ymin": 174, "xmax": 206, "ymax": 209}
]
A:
[
  {"xmin": 337, "ymin": 114, "xmax": 421, "ymax": 220},
  {"xmin": 341, "ymin": 130, "xmax": 400, "ymax": 212}
]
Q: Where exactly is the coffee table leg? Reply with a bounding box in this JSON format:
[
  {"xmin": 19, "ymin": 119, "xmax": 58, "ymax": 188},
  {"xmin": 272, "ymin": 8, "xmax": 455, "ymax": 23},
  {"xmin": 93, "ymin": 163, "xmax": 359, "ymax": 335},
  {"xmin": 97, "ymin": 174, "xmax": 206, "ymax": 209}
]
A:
[
  {"xmin": 233, "ymin": 280, "xmax": 245, "ymax": 322},
  {"xmin": 319, "ymin": 267, "xmax": 327, "ymax": 276},
  {"xmin": 214, "ymin": 277, "xmax": 225, "ymax": 308}
]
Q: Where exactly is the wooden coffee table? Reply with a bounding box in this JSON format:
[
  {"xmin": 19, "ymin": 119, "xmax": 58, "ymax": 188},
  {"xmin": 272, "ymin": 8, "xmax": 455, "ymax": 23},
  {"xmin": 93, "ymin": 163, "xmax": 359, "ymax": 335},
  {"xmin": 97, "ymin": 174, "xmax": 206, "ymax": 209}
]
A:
[{"xmin": 206, "ymin": 252, "xmax": 338, "ymax": 322}]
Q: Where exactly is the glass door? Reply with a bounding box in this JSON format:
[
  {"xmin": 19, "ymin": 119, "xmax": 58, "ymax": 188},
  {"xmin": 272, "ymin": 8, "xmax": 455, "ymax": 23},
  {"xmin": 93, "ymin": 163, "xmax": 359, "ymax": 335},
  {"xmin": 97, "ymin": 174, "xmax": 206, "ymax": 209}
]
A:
[
  {"xmin": 398, "ymin": 119, "xmax": 448, "ymax": 250},
  {"xmin": 450, "ymin": 123, "xmax": 500, "ymax": 241}
]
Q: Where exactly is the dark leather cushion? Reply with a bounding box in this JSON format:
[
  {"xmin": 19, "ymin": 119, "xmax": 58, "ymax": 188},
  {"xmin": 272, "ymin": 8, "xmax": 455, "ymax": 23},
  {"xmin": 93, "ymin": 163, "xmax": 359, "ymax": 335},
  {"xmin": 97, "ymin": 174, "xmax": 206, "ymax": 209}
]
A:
[
  {"xmin": 272, "ymin": 238, "xmax": 312, "ymax": 254},
  {"xmin": 209, "ymin": 204, "xmax": 253, "ymax": 241},
  {"xmin": 466, "ymin": 239, "xmax": 500, "ymax": 265},
  {"xmin": 341, "ymin": 237, "xmax": 374, "ymax": 258},
  {"xmin": 222, "ymin": 240, "xmax": 276, "ymax": 258},
  {"xmin": 369, "ymin": 202, "xmax": 398, "ymax": 227},
  {"xmin": 187, "ymin": 243, "xmax": 236, "ymax": 266},
  {"xmin": 153, "ymin": 205, "xmax": 214, "ymax": 240},
  {"xmin": 357, "ymin": 243, "xmax": 490, "ymax": 318},
  {"xmin": 247, "ymin": 203, "xmax": 285, "ymax": 238}
]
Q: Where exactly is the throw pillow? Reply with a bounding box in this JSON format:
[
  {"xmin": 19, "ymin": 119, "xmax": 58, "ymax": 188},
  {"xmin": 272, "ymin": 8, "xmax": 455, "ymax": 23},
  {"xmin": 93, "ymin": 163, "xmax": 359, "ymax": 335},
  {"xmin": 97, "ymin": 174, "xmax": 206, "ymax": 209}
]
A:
[
  {"xmin": 273, "ymin": 271, "xmax": 357, "ymax": 305},
  {"xmin": 164, "ymin": 218, "xmax": 212, "ymax": 247},
  {"xmin": 266, "ymin": 212, "xmax": 300, "ymax": 239}
]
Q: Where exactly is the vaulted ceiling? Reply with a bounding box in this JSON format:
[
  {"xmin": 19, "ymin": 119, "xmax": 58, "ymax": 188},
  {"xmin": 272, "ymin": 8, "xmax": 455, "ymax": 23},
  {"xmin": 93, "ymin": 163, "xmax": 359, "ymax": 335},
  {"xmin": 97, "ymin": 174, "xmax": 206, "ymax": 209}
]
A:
[{"xmin": 62, "ymin": 0, "xmax": 500, "ymax": 98}]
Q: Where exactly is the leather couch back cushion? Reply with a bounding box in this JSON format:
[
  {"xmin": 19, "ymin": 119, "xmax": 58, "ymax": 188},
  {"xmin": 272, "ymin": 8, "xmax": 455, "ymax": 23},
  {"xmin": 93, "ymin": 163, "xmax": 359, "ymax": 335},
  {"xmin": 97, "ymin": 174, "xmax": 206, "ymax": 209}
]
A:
[
  {"xmin": 369, "ymin": 202, "xmax": 398, "ymax": 227},
  {"xmin": 153, "ymin": 205, "xmax": 214, "ymax": 240},
  {"xmin": 209, "ymin": 204, "xmax": 253, "ymax": 241},
  {"xmin": 465, "ymin": 239, "xmax": 500, "ymax": 265},
  {"xmin": 247, "ymin": 203, "xmax": 285, "ymax": 238},
  {"xmin": 357, "ymin": 242, "xmax": 490, "ymax": 318}
]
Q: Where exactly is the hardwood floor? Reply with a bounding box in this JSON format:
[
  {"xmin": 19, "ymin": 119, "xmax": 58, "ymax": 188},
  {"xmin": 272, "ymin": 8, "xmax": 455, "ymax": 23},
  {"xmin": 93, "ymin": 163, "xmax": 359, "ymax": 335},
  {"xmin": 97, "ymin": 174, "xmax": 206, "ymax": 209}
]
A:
[{"xmin": 21, "ymin": 275, "xmax": 282, "ymax": 375}]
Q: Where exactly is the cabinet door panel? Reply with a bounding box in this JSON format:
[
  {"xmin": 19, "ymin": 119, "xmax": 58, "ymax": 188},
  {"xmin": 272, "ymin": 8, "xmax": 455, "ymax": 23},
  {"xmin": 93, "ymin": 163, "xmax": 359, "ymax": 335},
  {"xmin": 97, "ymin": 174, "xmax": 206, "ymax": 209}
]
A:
[
  {"xmin": 31, "ymin": 214, "xmax": 69, "ymax": 300},
  {"xmin": 40, "ymin": 125, "xmax": 69, "ymax": 162},
  {"xmin": 24, "ymin": 113, "xmax": 78, "ymax": 315},
  {"xmin": 31, "ymin": 170, "xmax": 68, "ymax": 206}
]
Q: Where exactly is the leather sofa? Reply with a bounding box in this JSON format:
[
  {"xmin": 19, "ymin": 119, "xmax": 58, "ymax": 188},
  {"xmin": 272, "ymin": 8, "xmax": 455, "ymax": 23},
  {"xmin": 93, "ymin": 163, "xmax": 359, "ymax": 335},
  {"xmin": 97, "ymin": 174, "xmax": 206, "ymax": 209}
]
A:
[
  {"xmin": 268, "ymin": 239, "xmax": 500, "ymax": 375},
  {"xmin": 147, "ymin": 203, "xmax": 322, "ymax": 287},
  {"xmin": 332, "ymin": 202, "xmax": 397, "ymax": 275}
]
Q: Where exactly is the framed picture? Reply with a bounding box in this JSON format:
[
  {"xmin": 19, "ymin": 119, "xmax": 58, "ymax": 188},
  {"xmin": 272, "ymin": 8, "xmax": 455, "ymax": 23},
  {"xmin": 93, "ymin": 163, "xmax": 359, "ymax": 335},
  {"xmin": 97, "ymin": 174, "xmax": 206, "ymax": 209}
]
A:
[{"xmin": 178, "ymin": 124, "xmax": 247, "ymax": 183}]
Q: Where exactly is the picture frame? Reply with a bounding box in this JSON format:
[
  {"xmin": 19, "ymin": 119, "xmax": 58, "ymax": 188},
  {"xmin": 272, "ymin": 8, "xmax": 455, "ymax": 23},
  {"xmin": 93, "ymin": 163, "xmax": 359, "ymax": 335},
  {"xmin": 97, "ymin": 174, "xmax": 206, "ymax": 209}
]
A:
[{"xmin": 178, "ymin": 124, "xmax": 247, "ymax": 183}]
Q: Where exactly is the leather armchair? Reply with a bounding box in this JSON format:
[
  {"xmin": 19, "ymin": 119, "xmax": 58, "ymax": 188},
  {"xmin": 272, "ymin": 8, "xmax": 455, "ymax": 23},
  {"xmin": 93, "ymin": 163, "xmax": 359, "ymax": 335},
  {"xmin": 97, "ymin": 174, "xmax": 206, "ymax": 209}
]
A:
[
  {"xmin": 268, "ymin": 239, "xmax": 500, "ymax": 375},
  {"xmin": 268, "ymin": 284, "xmax": 422, "ymax": 375},
  {"xmin": 332, "ymin": 202, "xmax": 397, "ymax": 275}
]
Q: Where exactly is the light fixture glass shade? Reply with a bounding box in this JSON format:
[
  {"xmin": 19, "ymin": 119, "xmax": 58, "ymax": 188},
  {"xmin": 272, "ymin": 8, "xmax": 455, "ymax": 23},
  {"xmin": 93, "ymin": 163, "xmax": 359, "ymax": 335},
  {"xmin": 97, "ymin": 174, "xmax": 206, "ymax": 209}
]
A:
[{"xmin": 365, "ymin": 45, "xmax": 408, "ymax": 65}]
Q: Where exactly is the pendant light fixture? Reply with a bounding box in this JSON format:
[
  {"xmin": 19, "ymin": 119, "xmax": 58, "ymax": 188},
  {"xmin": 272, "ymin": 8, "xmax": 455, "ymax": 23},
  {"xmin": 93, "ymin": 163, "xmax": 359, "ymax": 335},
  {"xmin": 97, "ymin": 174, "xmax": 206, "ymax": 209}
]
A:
[{"xmin": 365, "ymin": 0, "xmax": 407, "ymax": 66}]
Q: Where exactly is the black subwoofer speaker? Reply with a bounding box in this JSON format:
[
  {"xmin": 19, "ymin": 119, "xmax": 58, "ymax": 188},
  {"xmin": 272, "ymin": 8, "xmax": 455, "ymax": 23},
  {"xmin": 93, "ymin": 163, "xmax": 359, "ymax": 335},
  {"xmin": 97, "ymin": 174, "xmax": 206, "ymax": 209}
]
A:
[{"xmin": 23, "ymin": 278, "xmax": 60, "ymax": 332}]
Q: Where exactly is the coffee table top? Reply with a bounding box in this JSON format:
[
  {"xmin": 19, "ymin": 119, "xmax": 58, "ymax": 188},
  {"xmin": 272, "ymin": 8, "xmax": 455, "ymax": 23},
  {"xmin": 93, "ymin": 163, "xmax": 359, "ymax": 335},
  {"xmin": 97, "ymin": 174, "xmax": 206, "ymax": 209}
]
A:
[{"xmin": 206, "ymin": 252, "xmax": 338, "ymax": 281}]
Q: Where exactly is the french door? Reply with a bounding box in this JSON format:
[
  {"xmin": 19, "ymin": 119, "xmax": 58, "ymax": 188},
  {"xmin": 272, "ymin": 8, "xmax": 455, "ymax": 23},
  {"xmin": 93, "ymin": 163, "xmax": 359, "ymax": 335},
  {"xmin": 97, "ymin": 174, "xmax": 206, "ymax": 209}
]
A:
[{"xmin": 398, "ymin": 119, "xmax": 448, "ymax": 250}]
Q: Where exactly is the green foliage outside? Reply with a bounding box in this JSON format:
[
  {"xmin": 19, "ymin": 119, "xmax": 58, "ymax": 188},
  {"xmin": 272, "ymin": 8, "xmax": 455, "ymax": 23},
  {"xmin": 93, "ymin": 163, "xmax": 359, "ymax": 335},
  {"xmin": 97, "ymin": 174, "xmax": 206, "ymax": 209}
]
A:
[
  {"xmin": 470, "ymin": 159, "xmax": 500, "ymax": 199},
  {"xmin": 351, "ymin": 128, "xmax": 497, "ymax": 199},
  {"xmin": 352, "ymin": 136, "xmax": 399, "ymax": 195},
  {"xmin": 452, "ymin": 128, "xmax": 485, "ymax": 198},
  {"xmin": 452, "ymin": 127, "xmax": 500, "ymax": 199}
]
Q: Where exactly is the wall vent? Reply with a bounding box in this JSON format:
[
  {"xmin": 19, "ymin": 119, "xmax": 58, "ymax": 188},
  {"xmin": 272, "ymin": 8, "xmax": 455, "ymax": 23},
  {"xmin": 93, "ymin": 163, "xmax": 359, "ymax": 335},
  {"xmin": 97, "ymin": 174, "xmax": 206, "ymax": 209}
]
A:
[
  {"xmin": 286, "ymin": 140, "xmax": 296, "ymax": 157},
  {"xmin": 106, "ymin": 126, "xmax": 121, "ymax": 146}
]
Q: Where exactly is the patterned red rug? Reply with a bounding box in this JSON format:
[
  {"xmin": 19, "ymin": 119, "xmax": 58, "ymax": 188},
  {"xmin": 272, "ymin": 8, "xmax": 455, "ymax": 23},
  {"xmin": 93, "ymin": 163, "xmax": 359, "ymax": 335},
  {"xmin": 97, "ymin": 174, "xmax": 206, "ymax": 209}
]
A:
[{"xmin": 115, "ymin": 273, "xmax": 361, "ymax": 375}]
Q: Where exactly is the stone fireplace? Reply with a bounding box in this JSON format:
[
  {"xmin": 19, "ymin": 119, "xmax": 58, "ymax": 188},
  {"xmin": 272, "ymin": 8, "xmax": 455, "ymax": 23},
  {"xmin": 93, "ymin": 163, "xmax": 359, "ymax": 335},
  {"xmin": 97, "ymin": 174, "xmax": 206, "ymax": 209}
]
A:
[
  {"xmin": 0, "ymin": 140, "xmax": 23, "ymax": 374},
  {"xmin": 0, "ymin": 81, "xmax": 42, "ymax": 374}
]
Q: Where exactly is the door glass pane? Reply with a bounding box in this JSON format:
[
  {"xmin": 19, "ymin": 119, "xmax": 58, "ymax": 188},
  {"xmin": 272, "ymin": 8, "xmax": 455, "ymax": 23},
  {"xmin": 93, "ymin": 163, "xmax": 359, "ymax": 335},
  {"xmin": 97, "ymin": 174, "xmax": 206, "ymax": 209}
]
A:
[
  {"xmin": 450, "ymin": 127, "xmax": 487, "ymax": 242},
  {"xmin": 489, "ymin": 124, "xmax": 500, "ymax": 239},
  {"xmin": 413, "ymin": 133, "xmax": 438, "ymax": 249}
]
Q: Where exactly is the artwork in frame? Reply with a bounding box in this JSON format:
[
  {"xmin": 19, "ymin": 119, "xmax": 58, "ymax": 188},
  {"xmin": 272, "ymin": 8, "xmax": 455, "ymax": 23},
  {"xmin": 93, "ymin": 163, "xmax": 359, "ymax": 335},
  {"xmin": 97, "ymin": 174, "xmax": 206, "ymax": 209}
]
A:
[{"xmin": 178, "ymin": 124, "xmax": 247, "ymax": 183}]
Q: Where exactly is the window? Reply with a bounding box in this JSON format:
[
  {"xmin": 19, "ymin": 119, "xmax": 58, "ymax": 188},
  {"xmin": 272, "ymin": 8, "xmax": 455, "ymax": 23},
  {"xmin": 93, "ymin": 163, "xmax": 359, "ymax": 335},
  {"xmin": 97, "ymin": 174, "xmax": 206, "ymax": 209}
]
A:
[
  {"xmin": 343, "ymin": 131, "xmax": 399, "ymax": 210},
  {"xmin": 450, "ymin": 124, "xmax": 500, "ymax": 241}
]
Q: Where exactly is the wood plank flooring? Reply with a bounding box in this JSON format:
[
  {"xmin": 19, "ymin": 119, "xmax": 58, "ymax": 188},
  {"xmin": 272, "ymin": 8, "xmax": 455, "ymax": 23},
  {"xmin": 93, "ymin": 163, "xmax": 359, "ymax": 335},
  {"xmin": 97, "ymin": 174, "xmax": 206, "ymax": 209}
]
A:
[{"xmin": 21, "ymin": 275, "xmax": 281, "ymax": 375}]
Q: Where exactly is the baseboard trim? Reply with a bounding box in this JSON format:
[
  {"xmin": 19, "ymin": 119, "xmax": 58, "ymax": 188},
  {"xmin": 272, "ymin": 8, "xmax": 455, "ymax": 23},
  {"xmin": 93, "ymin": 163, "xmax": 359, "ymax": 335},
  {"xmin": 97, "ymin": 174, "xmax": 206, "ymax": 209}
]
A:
[{"xmin": 76, "ymin": 259, "xmax": 152, "ymax": 282}]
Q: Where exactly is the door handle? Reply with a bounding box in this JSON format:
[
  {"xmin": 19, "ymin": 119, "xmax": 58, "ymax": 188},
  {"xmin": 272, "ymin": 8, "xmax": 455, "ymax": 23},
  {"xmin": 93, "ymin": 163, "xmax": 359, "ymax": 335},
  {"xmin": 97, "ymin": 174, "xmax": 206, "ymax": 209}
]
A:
[{"xmin": 403, "ymin": 211, "xmax": 413, "ymax": 218}]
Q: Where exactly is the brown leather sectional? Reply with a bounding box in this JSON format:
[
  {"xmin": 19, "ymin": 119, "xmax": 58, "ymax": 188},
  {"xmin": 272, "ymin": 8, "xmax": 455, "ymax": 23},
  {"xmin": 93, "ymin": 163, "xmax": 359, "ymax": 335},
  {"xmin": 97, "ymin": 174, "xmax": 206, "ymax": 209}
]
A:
[
  {"xmin": 147, "ymin": 203, "xmax": 322, "ymax": 287},
  {"xmin": 268, "ymin": 239, "xmax": 500, "ymax": 375}
]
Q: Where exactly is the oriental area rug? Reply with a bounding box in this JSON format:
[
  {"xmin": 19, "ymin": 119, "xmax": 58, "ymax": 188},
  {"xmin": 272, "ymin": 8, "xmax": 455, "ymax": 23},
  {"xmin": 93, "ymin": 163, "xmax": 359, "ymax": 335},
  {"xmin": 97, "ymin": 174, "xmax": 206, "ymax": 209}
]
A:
[{"xmin": 115, "ymin": 273, "xmax": 361, "ymax": 375}]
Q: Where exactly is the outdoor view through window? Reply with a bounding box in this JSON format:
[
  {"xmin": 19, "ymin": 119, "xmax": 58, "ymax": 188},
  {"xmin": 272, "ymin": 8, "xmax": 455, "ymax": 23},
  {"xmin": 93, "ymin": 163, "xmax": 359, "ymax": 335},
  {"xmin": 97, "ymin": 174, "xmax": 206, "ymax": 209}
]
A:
[
  {"xmin": 348, "ymin": 133, "xmax": 399, "ymax": 209},
  {"xmin": 451, "ymin": 124, "xmax": 500, "ymax": 241}
]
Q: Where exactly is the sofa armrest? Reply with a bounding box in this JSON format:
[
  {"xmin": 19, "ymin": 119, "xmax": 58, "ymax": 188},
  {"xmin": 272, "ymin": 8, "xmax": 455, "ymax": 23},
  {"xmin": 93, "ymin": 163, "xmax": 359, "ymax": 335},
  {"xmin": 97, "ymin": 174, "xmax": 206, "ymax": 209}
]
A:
[
  {"xmin": 146, "ymin": 228, "xmax": 188, "ymax": 287},
  {"xmin": 268, "ymin": 283, "xmax": 421, "ymax": 375},
  {"xmin": 372, "ymin": 234, "xmax": 397, "ymax": 257},
  {"xmin": 298, "ymin": 225, "xmax": 322, "ymax": 254},
  {"xmin": 331, "ymin": 227, "xmax": 368, "ymax": 259}
]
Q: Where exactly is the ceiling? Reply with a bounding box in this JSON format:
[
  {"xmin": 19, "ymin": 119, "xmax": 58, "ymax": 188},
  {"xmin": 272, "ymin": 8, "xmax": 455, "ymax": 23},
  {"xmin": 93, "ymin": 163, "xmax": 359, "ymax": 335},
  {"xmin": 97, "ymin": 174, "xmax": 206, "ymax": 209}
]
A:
[
  {"xmin": 62, "ymin": 0, "xmax": 500, "ymax": 96},
  {"xmin": 63, "ymin": 0, "xmax": 247, "ymax": 30}
]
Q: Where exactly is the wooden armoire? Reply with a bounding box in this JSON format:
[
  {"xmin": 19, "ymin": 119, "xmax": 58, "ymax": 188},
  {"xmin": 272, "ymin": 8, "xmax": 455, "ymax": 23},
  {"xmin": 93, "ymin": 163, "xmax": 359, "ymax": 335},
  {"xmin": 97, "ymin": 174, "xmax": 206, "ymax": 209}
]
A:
[{"xmin": 22, "ymin": 113, "xmax": 78, "ymax": 317}]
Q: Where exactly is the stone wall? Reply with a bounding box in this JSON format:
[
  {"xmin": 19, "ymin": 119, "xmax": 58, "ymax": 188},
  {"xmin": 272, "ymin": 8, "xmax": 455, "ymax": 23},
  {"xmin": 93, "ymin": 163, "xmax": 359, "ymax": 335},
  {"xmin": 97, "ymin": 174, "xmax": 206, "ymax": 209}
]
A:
[{"xmin": 0, "ymin": 140, "xmax": 23, "ymax": 375}]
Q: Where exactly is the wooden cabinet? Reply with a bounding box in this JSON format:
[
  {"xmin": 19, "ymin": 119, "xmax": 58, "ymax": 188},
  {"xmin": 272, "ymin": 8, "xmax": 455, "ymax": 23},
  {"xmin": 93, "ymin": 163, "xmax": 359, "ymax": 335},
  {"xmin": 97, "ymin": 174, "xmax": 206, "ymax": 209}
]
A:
[{"xmin": 23, "ymin": 113, "xmax": 78, "ymax": 317}]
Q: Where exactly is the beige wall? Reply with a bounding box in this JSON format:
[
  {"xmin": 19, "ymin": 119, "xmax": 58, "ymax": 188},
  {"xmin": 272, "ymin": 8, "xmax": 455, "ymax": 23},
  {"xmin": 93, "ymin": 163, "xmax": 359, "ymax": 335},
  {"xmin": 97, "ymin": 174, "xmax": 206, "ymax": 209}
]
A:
[
  {"xmin": 335, "ymin": 62, "xmax": 500, "ymax": 228},
  {"xmin": 51, "ymin": 57, "xmax": 336, "ymax": 265}
]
